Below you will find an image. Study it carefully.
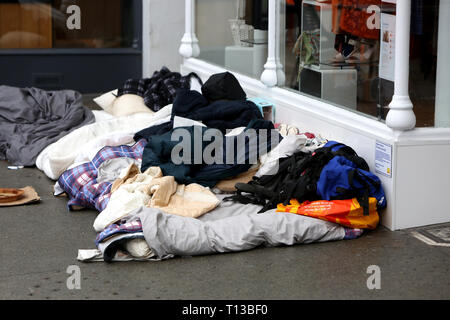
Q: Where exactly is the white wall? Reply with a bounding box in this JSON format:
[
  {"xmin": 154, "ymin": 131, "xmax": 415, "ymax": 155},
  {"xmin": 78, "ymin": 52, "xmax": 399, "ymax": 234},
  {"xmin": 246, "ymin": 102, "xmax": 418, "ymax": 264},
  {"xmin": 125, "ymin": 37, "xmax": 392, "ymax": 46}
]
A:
[
  {"xmin": 395, "ymin": 142, "xmax": 450, "ymax": 229},
  {"xmin": 143, "ymin": 0, "xmax": 185, "ymax": 77}
]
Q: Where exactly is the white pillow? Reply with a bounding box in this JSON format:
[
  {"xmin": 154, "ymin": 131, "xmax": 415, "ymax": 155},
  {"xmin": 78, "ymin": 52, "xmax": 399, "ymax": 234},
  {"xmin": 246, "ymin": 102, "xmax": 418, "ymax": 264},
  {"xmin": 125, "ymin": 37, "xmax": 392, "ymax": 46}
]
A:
[
  {"xmin": 110, "ymin": 94, "xmax": 154, "ymax": 117},
  {"xmin": 124, "ymin": 238, "xmax": 154, "ymax": 259},
  {"xmin": 93, "ymin": 89, "xmax": 118, "ymax": 113}
]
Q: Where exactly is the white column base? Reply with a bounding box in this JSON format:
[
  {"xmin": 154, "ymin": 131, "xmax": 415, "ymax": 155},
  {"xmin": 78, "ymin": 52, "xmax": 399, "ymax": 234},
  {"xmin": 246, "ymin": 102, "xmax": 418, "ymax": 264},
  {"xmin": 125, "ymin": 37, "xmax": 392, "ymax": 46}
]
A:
[
  {"xmin": 179, "ymin": 33, "xmax": 200, "ymax": 59},
  {"xmin": 260, "ymin": 60, "xmax": 278, "ymax": 87},
  {"xmin": 261, "ymin": 60, "xmax": 285, "ymax": 87},
  {"xmin": 386, "ymin": 95, "xmax": 416, "ymax": 131}
]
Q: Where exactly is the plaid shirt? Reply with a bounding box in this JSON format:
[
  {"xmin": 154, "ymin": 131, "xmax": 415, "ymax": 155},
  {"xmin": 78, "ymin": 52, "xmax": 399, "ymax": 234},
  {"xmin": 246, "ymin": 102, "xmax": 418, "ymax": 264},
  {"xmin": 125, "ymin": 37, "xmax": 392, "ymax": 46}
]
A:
[
  {"xmin": 95, "ymin": 219, "xmax": 143, "ymax": 247},
  {"xmin": 58, "ymin": 139, "xmax": 147, "ymax": 212},
  {"xmin": 117, "ymin": 67, "xmax": 202, "ymax": 112}
]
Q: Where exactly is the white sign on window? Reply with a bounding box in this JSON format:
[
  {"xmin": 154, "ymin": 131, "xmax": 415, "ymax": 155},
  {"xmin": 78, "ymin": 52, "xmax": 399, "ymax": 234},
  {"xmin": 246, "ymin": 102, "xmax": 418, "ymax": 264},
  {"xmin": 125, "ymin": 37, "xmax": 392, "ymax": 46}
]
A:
[{"xmin": 379, "ymin": 13, "xmax": 396, "ymax": 81}]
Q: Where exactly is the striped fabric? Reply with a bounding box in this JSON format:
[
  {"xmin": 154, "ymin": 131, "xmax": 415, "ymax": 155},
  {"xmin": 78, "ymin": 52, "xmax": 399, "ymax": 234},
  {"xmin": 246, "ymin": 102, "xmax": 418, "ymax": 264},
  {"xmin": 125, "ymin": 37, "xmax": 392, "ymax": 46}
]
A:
[{"xmin": 95, "ymin": 219, "xmax": 143, "ymax": 247}]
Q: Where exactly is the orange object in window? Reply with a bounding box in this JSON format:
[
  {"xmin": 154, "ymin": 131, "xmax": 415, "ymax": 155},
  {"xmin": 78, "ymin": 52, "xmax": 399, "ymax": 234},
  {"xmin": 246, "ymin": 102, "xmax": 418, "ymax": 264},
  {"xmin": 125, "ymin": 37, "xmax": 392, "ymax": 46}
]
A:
[{"xmin": 339, "ymin": 0, "xmax": 381, "ymax": 40}]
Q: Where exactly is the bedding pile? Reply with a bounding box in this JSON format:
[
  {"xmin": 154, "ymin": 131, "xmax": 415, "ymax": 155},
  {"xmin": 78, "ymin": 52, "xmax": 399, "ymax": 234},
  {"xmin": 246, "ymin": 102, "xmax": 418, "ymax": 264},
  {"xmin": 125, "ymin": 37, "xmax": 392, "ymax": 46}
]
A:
[
  {"xmin": 0, "ymin": 85, "xmax": 95, "ymax": 166},
  {"xmin": 1, "ymin": 69, "xmax": 384, "ymax": 263}
]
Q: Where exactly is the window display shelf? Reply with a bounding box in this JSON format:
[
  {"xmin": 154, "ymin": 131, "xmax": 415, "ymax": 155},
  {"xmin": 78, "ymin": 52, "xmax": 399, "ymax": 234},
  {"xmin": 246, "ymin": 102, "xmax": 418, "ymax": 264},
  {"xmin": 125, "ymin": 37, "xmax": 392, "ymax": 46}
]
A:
[
  {"xmin": 299, "ymin": 63, "xmax": 358, "ymax": 109},
  {"xmin": 319, "ymin": 60, "xmax": 380, "ymax": 69}
]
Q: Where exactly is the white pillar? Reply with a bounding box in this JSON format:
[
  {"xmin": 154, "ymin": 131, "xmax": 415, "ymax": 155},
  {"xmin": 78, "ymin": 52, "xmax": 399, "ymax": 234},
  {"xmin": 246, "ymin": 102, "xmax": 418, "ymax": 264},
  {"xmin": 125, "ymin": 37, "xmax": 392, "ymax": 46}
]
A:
[
  {"xmin": 386, "ymin": 0, "xmax": 416, "ymax": 131},
  {"xmin": 434, "ymin": 0, "xmax": 450, "ymax": 127},
  {"xmin": 261, "ymin": 0, "xmax": 285, "ymax": 87},
  {"xmin": 179, "ymin": 0, "xmax": 200, "ymax": 59},
  {"xmin": 142, "ymin": 0, "xmax": 151, "ymax": 77},
  {"xmin": 275, "ymin": 0, "xmax": 285, "ymax": 87}
]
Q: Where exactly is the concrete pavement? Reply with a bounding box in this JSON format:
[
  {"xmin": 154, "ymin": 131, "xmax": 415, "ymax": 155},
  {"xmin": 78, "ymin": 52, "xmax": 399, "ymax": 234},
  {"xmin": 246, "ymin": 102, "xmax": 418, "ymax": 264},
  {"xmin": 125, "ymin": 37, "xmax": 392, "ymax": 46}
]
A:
[{"xmin": 0, "ymin": 160, "xmax": 449, "ymax": 300}]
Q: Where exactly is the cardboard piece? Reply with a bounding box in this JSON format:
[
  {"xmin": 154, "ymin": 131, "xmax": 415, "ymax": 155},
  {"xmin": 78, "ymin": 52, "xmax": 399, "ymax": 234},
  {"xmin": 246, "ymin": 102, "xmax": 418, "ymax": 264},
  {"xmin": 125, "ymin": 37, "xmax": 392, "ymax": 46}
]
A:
[{"xmin": 0, "ymin": 186, "xmax": 40, "ymax": 207}]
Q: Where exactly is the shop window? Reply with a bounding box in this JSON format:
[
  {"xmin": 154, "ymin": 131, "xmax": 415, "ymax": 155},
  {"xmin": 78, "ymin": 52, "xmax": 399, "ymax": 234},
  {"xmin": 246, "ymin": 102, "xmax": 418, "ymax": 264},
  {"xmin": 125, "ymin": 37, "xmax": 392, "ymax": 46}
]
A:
[
  {"xmin": 283, "ymin": 0, "xmax": 445, "ymax": 128},
  {"xmin": 0, "ymin": 0, "xmax": 136, "ymax": 49},
  {"xmin": 196, "ymin": 0, "xmax": 269, "ymax": 79},
  {"xmin": 284, "ymin": 0, "xmax": 388, "ymax": 121}
]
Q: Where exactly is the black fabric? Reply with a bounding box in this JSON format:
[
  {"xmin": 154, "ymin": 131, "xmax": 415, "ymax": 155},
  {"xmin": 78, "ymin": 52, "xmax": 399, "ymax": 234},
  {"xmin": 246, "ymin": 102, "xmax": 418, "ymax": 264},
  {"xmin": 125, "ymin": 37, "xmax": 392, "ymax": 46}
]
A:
[
  {"xmin": 134, "ymin": 89, "xmax": 263, "ymax": 141},
  {"xmin": 224, "ymin": 151, "xmax": 313, "ymax": 213},
  {"xmin": 225, "ymin": 141, "xmax": 378, "ymax": 213},
  {"xmin": 201, "ymin": 72, "xmax": 247, "ymax": 102},
  {"xmin": 117, "ymin": 67, "xmax": 202, "ymax": 112}
]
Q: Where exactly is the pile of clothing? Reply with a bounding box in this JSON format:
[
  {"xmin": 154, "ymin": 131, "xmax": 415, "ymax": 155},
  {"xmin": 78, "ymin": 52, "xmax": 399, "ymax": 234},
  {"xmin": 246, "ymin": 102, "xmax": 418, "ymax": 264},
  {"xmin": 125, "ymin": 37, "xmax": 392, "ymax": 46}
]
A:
[{"xmin": 1, "ymin": 67, "xmax": 385, "ymax": 263}]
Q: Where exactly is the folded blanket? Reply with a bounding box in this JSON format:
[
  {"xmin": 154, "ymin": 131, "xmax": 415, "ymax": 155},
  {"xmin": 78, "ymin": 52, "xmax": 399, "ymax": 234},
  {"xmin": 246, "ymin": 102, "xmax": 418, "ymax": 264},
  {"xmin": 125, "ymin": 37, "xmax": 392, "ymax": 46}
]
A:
[{"xmin": 0, "ymin": 85, "xmax": 95, "ymax": 166}]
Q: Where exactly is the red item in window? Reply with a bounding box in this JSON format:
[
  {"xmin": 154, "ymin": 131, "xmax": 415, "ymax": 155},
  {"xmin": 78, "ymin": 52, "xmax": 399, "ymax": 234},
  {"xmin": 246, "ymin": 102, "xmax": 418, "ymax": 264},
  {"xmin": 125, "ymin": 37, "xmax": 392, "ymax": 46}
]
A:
[{"xmin": 339, "ymin": 0, "xmax": 381, "ymax": 40}]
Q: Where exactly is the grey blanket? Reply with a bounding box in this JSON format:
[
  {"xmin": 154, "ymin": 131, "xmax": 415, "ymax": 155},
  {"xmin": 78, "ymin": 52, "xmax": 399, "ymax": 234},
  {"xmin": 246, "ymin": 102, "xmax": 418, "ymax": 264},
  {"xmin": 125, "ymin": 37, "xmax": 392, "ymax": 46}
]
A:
[
  {"xmin": 134, "ymin": 197, "xmax": 345, "ymax": 260},
  {"xmin": 78, "ymin": 197, "xmax": 346, "ymax": 262},
  {"xmin": 0, "ymin": 85, "xmax": 95, "ymax": 166}
]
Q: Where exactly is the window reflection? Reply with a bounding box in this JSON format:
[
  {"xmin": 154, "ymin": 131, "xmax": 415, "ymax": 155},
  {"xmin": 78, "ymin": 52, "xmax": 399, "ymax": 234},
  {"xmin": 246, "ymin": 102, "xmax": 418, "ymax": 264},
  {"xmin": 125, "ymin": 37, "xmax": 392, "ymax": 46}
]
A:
[
  {"xmin": 0, "ymin": 0, "xmax": 135, "ymax": 49},
  {"xmin": 197, "ymin": 0, "xmax": 269, "ymax": 79}
]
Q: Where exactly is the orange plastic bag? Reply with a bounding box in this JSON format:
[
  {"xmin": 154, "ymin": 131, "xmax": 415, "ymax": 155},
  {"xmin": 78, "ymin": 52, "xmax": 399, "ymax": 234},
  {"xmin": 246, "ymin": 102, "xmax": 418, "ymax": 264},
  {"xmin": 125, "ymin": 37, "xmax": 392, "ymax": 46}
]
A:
[{"xmin": 277, "ymin": 198, "xmax": 379, "ymax": 229}]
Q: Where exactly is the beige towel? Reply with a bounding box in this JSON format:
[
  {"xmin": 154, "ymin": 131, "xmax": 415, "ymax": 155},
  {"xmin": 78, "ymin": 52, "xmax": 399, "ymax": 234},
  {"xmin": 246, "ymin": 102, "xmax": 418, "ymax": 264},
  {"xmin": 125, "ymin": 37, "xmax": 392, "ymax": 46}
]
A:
[
  {"xmin": 146, "ymin": 177, "xmax": 220, "ymax": 218},
  {"xmin": 111, "ymin": 165, "xmax": 162, "ymax": 193}
]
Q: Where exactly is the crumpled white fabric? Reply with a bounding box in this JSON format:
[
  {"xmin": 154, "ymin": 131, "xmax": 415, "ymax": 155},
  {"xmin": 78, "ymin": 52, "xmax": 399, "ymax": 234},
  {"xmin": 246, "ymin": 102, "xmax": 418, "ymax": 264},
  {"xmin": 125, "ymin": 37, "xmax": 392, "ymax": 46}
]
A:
[
  {"xmin": 93, "ymin": 168, "xmax": 163, "ymax": 232},
  {"xmin": 96, "ymin": 158, "xmax": 142, "ymax": 184},
  {"xmin": 92, "ymin": 110, "xmax": 116, "ymax": 123},
  {"xmin": 256, "ymin": 135, "xmax": 307, "ymax": 177},
  {"xmin": 124, "ymin": 238, "xmax": 155, "ymax": 259},
  {"xmin": 70, "ymin": 131, "xmax": 137, "ymax": 167},
  {"xmin": 36, "ymin": 105, "xmax": 172, "ymax": 180},
  {"xmin": 255, "ymin": 133, "xmax": 329, "ymax": 177}
]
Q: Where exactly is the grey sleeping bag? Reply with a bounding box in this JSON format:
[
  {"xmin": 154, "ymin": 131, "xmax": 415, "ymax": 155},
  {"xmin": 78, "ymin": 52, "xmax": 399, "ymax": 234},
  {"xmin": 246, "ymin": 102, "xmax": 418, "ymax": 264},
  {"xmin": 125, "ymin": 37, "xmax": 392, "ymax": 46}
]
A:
[
  {"xmin": 133, "ymin": 196, "xmax": 346, "ymax": 260},
  {"xmin": 0, "ymin": 85, "xmax": 95, "ymax": 166}
]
